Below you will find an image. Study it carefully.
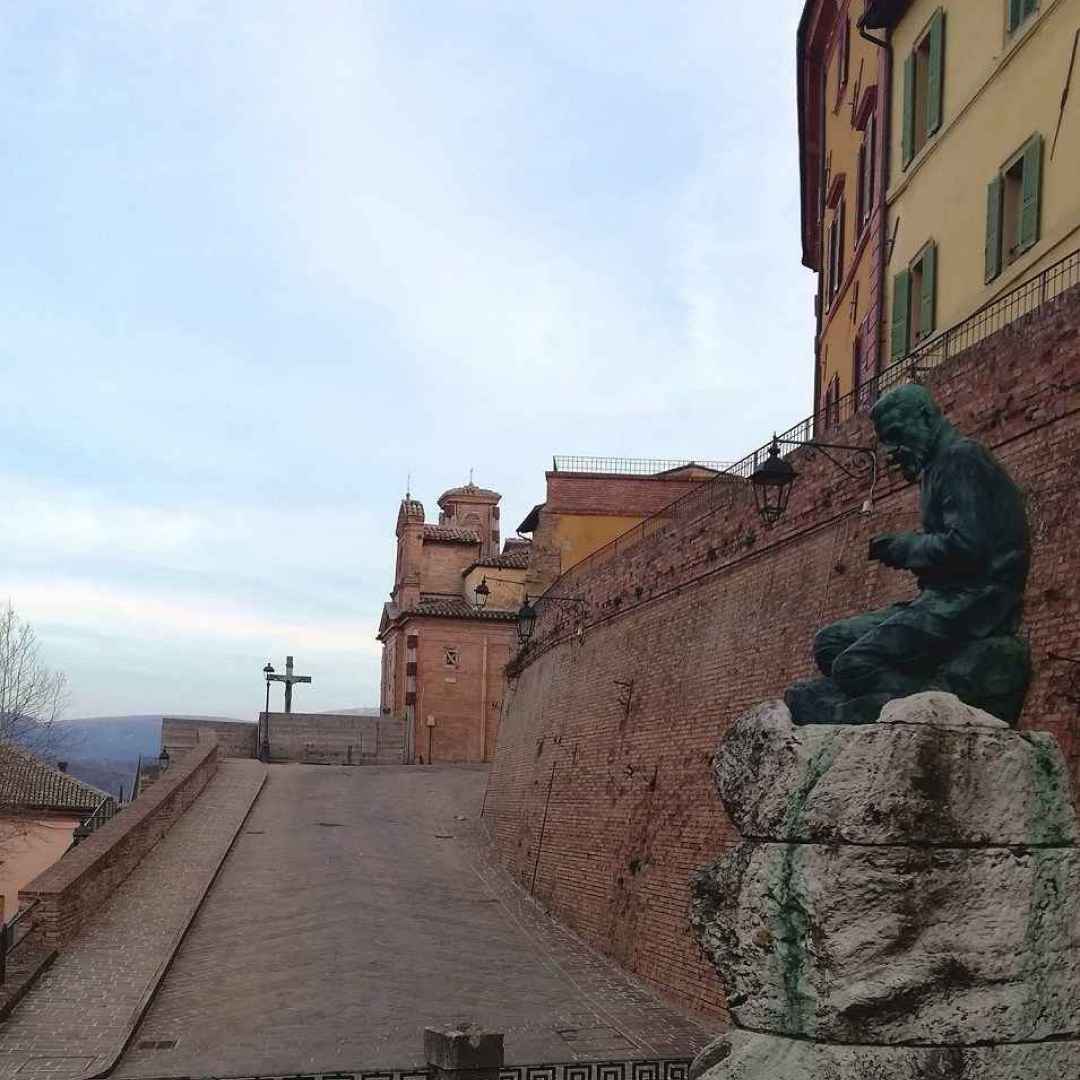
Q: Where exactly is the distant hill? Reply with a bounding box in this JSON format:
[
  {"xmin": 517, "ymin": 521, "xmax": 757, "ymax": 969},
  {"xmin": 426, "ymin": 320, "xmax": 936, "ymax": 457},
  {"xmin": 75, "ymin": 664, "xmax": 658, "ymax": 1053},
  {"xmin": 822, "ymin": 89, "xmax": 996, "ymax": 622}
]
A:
[{"xmin": 44, "ymin": 714, "xmax": 241, "ymax": 802}]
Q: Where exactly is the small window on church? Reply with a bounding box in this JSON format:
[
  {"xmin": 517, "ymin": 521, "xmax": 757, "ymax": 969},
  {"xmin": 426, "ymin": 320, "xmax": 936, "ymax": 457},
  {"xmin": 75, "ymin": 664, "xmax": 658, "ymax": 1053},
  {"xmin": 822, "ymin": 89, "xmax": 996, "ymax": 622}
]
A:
[{"xmin": 444, "ymin": 647, "xmax": 460, "ymax": 668}]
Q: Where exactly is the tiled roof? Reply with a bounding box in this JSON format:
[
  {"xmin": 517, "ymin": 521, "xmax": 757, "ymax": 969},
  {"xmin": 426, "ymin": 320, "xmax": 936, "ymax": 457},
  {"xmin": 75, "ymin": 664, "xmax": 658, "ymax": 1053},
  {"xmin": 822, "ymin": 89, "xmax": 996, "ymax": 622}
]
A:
[
  {"xmin": 0, "ymin": 742, "xmax": 110, "ymax": 815},
  {"xmin": 423, "ymin": 525, "xmax": 480, "ymax": 544},
  {"xmin": 465, "ymin": 550, "xmax": 530, "ymax": 573},
  {"xmin": 412, "ymin": 597, "xmax": 518, "ymax": 621}
]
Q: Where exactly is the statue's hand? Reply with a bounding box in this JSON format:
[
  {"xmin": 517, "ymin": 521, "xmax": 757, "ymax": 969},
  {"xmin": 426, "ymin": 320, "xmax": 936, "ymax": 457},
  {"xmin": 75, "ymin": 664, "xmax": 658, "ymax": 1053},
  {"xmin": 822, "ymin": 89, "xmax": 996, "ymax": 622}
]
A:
[{"xmin": 869, "ymin": 533, "xmax": 911, "ymax": 568}]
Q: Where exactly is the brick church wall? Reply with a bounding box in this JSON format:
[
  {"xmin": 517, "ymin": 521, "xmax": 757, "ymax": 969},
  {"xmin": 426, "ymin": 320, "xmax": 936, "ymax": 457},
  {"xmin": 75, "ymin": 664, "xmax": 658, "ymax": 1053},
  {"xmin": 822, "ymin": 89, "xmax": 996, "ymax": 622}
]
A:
[
  {"xmin": 413, "ymin": 623, "xmax": 515, "ymax": 763},
  {"xmin": 488, "ymin": 285, "xmax": 1080, "ymax": 1020},
  {"xmin": 421, "ymin": 541, "xmax": 481, "ymax": 596}
]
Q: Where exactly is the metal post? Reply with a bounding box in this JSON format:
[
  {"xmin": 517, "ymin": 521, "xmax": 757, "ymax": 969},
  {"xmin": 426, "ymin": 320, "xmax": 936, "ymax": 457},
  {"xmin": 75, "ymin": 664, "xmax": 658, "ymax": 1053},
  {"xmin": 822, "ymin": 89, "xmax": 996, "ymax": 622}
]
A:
[{"xmin": 262, "ymin": 677, "xmax": 272, "ymax": 762}]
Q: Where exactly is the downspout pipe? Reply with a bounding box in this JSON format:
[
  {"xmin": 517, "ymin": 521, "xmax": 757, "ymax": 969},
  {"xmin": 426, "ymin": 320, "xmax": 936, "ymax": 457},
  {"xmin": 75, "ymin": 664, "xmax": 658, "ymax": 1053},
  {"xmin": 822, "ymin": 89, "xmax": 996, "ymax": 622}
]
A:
[{"xmin": 857, "ymin": 13, "xmax": 892, "ymax": 385}]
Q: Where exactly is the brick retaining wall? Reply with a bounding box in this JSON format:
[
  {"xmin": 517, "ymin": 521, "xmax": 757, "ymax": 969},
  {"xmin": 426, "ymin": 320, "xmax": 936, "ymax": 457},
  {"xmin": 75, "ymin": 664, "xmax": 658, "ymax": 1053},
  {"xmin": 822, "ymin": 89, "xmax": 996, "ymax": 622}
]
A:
[
  {"xmin": 489, "ymin": 285, "xmax": 1080, "ymax": 1019},
  {"xmin": 264, "ymin": 712, "xmax": 404, "ymax": 764},
  {"xmin": 163, "ymin": 716, "xmax": 257, "ymax": 758},
  {"xmin": 20, "ymin": 741, "xmax": 220, "ymax": 948}
]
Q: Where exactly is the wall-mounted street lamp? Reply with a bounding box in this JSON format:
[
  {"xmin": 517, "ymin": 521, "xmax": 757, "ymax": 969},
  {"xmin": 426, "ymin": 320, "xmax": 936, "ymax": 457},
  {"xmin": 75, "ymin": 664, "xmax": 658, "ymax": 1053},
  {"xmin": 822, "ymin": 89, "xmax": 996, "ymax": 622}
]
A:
[
  {"xmin": 158, "ymin": 745, "xmax": 170, "ymax": 773},
  {"xmin": 471, "ymin": 575, "xmax": 588, "ymax": 647},
  {"xmin": 749, "ymin": 434, "xmax": 877, "ymax": 527},
  {"xmin": 516, "ymin": 593, "xmax": 588, "ymax": 647}
]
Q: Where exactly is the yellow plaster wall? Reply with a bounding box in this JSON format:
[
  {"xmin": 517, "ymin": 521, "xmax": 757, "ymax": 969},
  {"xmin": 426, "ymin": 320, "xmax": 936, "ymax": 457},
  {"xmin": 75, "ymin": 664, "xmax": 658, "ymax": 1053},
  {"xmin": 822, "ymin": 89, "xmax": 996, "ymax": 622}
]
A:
[
  {"xmin": 552, "ymin": 514, "xmax": 645, "ymax": 573},
  {"xmin": 462, "ymin": 565, "xmax": 526, "ymax": 611},
  {"xmin": 819, "ymin": 9, "xmax": 886, "ymax": 400},
  {"xmin": 885, "ymin": 0, "xmax": 1080, "ymax": 347}
]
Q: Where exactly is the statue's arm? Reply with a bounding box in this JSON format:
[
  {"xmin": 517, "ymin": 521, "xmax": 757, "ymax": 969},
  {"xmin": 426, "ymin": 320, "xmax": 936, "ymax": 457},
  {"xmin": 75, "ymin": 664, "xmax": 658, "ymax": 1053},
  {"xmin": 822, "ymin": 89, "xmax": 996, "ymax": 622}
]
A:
[{"xmin": 872, "ymin": 447, "xmax": 989, "ymax": 572}]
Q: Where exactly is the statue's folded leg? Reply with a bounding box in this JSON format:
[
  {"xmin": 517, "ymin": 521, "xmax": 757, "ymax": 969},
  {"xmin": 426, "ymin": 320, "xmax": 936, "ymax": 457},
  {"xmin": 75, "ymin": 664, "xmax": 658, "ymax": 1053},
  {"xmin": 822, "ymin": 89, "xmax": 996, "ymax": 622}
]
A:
[
  {"xmin": 813, "ymin": 604, "xmax": 906, "ymax": 677},
  {"xmin": 831, "ymin": 602, "xmax": 956, "ymax": 699}
]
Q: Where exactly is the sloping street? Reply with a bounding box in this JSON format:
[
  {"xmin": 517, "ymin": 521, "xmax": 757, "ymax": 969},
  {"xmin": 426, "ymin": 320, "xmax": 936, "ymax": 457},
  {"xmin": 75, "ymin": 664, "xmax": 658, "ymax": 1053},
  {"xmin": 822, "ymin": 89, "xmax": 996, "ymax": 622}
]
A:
[{"xmin": 110, "ymin": 763, "xmax": 709, "ymax": 1078}]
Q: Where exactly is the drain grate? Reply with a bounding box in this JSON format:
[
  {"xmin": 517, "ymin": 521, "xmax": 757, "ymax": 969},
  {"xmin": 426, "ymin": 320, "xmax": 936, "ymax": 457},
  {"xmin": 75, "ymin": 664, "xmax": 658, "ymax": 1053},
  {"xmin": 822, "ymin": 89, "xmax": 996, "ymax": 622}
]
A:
[
  {"xmin": 316, "ymin": 821, "xmax": 343, "ymax": 827},
  {"xmin": 136, "ymin": 1040, "xmax": 177, "ymax": 1051}
]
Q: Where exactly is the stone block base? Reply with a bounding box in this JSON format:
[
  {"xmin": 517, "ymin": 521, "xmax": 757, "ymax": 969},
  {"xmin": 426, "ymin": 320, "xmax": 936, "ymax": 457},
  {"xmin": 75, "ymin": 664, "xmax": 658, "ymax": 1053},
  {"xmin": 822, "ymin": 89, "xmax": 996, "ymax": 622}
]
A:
[{"xmin": 690, "ymin": 1029, "xmax": 1080, "ymax": 1080}]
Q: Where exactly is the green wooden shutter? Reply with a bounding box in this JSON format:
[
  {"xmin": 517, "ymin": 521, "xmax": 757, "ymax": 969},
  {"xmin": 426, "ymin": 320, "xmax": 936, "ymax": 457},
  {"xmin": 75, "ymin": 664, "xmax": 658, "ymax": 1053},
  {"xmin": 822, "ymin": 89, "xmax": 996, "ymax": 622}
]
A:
[
  {"xmin": 1023, "ymin": 0, "xmax": 1038, "ymax": 17},
  {"xmin": 919, "ymin": 244, "xmax": 937, "ymax": 338},
  {"xmin": 902, "ymin": 53, "xmax": 916, "ymax": 168},
  {"xmin": 985, "ymin": 176, "xmax": 1004, "ymax": 283},
  {"xmin": 891, "ymin": 270, "xmax": 911, "ymax": 360},
  {"xmin": 927, "ymin": 10, "xmax": 945, "ymax": 136},
  {"xmin": 1009, "ymin": 0, "xmax": 1024, "ymax": 31},
  {"xmin": 1019, "ymin": 134, "xmax": 1043, "ymax": 252}
]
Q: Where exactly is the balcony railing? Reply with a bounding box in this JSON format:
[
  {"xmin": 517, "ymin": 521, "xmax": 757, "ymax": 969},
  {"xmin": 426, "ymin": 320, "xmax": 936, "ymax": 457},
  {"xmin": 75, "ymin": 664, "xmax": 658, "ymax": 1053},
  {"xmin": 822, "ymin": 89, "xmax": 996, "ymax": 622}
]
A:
[{"xmin": 552, "ymin": 456, "xmax": 731, "ymax": 476}]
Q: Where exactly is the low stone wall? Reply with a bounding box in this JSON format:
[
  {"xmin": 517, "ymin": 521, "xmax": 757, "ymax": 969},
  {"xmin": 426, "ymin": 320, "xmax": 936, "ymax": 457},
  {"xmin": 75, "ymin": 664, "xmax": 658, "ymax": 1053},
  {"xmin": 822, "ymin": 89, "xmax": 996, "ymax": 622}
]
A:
[
  {"xmin": 163, "ymin": 716, "xmax": 257, "ymax": 759},
  {"xmin": 20, "ymin": 741, "xmax": 220, "ymax": 948},
  {"xmin": 264, "ymin": 712, "xmax": 404, "ymax": 764}
]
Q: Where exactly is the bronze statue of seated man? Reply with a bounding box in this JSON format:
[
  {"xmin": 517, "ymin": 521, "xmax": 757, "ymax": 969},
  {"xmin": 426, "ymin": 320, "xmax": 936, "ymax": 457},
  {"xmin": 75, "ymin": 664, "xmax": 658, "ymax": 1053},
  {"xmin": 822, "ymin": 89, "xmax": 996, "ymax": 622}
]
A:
[{"xmin": 786, "ymin": 383, "xmax": 1031, "ymax": 726}]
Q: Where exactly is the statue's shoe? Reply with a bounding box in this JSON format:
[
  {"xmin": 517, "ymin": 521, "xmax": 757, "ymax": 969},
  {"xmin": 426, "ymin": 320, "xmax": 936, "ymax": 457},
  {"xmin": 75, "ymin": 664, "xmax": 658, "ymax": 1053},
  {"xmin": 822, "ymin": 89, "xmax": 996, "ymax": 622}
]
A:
[{"xmin": 785, "ymin": 676, "xmax": 849, "ymax": 725}]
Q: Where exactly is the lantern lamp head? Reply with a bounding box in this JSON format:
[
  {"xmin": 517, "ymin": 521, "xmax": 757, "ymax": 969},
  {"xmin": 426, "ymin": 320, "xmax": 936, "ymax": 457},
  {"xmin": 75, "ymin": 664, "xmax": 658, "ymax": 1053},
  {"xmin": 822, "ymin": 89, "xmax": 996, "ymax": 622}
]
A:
[
  {"xmin": 517, "ymin": 599, "xmax": 538, "ymax": 646},
  {"xmin": 474, "ymin": 577, "xmax": 491, "ymax": 611},
  {"xmin": 750, "ymin": 437, "xmax": 797, "ymax": 526}
]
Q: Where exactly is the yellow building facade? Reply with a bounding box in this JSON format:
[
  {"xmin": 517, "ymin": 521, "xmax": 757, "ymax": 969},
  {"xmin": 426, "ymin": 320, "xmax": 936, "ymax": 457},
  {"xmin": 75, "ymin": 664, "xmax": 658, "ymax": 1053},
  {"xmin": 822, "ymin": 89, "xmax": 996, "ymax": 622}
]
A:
[
  {"xmin": 869, "ymin": 0, "xmax": 1080, "ymax": 359},
  {"xmin": 799, "ymin": 0, "xmax": 890, "ymax": 422}
]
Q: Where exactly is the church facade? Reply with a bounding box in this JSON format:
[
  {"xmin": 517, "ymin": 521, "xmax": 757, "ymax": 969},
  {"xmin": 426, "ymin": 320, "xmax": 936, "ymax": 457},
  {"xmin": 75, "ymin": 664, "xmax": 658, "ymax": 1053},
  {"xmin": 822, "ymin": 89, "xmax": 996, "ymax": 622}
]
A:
[{"xmin": 377, "ymin": 482, "xmax": 527, "ymax": 764}]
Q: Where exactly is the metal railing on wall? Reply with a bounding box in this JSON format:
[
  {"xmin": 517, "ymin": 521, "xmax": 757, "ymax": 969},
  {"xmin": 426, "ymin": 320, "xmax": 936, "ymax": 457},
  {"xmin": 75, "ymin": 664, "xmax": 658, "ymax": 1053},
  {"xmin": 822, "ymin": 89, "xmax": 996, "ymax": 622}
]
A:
[
  {"xmin": 71, "ymin": 796, "xmax": 119, "ymax": 847},
  {"xmin": 552, "ymin": 456, "xmax": 731, "ymax": 476},
  {"xmin": 550, "ymin": 245, "xmax": 1080, "ymax": 591},
  {"xmin": 0, "ymin": 899, "xmax": 39, "ymax": 983}
]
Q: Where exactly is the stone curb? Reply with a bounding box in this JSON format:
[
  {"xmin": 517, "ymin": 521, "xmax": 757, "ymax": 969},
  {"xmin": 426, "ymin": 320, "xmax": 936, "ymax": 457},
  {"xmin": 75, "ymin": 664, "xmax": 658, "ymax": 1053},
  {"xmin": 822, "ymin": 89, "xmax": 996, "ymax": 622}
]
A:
[{"xmin": 74, "ymin": 762, "xmax": 269, "ymax": 1080}]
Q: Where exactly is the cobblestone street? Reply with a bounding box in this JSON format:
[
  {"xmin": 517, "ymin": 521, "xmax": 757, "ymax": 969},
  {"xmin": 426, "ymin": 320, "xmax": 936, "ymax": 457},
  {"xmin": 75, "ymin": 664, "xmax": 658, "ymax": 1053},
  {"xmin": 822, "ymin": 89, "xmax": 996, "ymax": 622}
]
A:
[{"xmin": 114, "ymin": 763, "xmax": 711, "ymax": 1077}]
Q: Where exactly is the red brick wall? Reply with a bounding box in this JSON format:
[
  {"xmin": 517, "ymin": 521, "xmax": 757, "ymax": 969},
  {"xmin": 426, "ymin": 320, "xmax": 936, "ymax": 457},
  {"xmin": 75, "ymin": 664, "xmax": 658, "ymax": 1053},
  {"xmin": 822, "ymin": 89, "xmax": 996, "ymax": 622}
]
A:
[
  {"xmin": 412, "ymin": 617, "xmax": 517, "ymax": 763},
  {"xmin": 488, "ymin": 286, "xmax": 1080, "ymax": 1020},
  {"xmin": 545, "ymin": 473, "xmax": 717, "ymax": 516},
  {"xmin": 21, "ymin": 741, "xmax": 220, "ymax": 948},
  {"xmin": 421, "ymin": 540, "xmax": 481, "ymax": 596}
]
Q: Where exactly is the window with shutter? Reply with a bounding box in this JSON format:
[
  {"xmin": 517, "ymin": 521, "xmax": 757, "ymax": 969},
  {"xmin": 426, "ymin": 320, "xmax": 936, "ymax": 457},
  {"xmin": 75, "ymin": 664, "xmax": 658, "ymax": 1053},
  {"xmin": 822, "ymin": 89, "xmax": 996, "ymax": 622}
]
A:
[
  {"xmin": 903, "ymin": 11, "xmax": 945, "ymax": 166},
  {"xmin": 998, "ymin": 133, "xmax": 1044, "ymax": 268},
  {"xmin": 1019, "ymin": 134, "xmax": 1043, "ymax": 253},
  {"xmin": 891, "ymin": 270, "xmax": 911, "ymax": 361},
  {"xmin": 917, "ymin": 243, "xmax": 937, "ymax": 342},
  {"xmin": 985, "ymin": 176, "xmax": 1004, "ymax": 283},
  {"xmin": 902, "ymin": 53, "xmax": 916, "ymax": 168},
  {"xmin": 1010, "ymin": 0, "xmax": 1038, "ymax": 33},
  {"xmin": 926, "ymin": 10, "xmax": 945, "ymax": 136}
]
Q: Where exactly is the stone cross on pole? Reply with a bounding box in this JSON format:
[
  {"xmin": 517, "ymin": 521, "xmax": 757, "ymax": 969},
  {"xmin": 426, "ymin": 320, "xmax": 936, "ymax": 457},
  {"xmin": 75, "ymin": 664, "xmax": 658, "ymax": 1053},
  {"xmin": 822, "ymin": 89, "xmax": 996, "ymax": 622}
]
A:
[{"xmin": 267, "ymin": 655, "xmax": 312, "ymax": 713}]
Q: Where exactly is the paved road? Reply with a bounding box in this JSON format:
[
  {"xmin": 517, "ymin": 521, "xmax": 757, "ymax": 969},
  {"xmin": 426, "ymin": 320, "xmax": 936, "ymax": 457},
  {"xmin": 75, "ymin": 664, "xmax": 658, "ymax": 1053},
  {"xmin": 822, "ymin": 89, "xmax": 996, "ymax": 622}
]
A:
[
  {"xmin": 116, "ymin": 764, "xmax": 709, "ymax": 1077},
  {"xmin": 0, "ymin": 760, "xmax": 266, "ymax": 1080}
]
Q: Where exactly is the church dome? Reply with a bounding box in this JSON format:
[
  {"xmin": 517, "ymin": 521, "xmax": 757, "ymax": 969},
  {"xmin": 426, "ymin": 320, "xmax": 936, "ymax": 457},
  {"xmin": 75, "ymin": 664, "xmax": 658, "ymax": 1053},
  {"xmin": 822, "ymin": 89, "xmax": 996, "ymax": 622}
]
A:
[{"xmin": 437, "ymin": 482, "xmax": 500, "ymax": 507}]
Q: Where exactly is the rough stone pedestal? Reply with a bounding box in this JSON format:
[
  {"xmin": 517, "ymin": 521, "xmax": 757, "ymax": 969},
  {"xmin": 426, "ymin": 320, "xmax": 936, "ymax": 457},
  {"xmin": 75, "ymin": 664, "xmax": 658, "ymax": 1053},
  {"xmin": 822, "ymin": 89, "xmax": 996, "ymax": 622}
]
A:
[{"xmin": 689, "ymin": 692, "xmax": 1080, "ymax": 1079}]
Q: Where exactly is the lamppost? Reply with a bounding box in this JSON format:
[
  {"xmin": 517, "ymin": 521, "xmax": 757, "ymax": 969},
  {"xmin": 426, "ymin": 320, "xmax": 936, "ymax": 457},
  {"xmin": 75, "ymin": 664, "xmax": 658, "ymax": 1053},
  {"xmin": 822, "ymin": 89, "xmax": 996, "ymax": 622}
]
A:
[
  {"xmin": 749, "ymin": 434, "xmax": 877, "ymax": 527},
  {"xmin": 261, "ymin": 661, "xmax": 274, "ymax": 762}
]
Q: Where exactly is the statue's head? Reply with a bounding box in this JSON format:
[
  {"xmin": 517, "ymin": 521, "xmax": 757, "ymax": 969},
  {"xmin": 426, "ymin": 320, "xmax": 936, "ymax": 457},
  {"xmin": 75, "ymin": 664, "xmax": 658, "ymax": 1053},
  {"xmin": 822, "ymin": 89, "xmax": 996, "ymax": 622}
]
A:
[{"xmin": 870, "ymin": 384, "xmax": 945, "ymax": 481}]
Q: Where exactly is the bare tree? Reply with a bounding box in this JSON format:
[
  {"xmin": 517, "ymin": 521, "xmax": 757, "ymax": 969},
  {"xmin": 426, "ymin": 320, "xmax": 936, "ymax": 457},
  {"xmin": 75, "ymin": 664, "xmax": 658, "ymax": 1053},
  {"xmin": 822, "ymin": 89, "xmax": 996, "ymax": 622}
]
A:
[{"xmin": 0, "ymin": 603, "xmax": 69, "ymax": 752}]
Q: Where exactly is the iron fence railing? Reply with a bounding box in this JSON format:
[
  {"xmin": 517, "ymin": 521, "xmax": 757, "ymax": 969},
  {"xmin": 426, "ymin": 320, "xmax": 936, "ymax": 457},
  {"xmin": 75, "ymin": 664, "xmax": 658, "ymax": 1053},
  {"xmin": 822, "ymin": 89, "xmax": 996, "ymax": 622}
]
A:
[
  {"xmin": 0, "ymin": 898, "xmax": 39, "ymax": 983},
  {"xmin": 71, "ymin": 796, "xmax": 119, "ymax": 847},
  {"xmin": 551, "ymin": 245, "xmax": 1080, "ymax": 592},
  {"xmin": 552, "ymin": 456, "xmax": 731, "ymax": 476}
]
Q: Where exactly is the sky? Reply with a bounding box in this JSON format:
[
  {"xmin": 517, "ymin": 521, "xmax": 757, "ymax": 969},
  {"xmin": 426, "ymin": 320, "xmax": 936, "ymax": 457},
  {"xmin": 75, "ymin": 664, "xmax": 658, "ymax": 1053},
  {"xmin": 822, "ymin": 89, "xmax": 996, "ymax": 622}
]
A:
[{"xmin": 0, "ymin": 0, "xmax": 814, "ymax": 720}]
